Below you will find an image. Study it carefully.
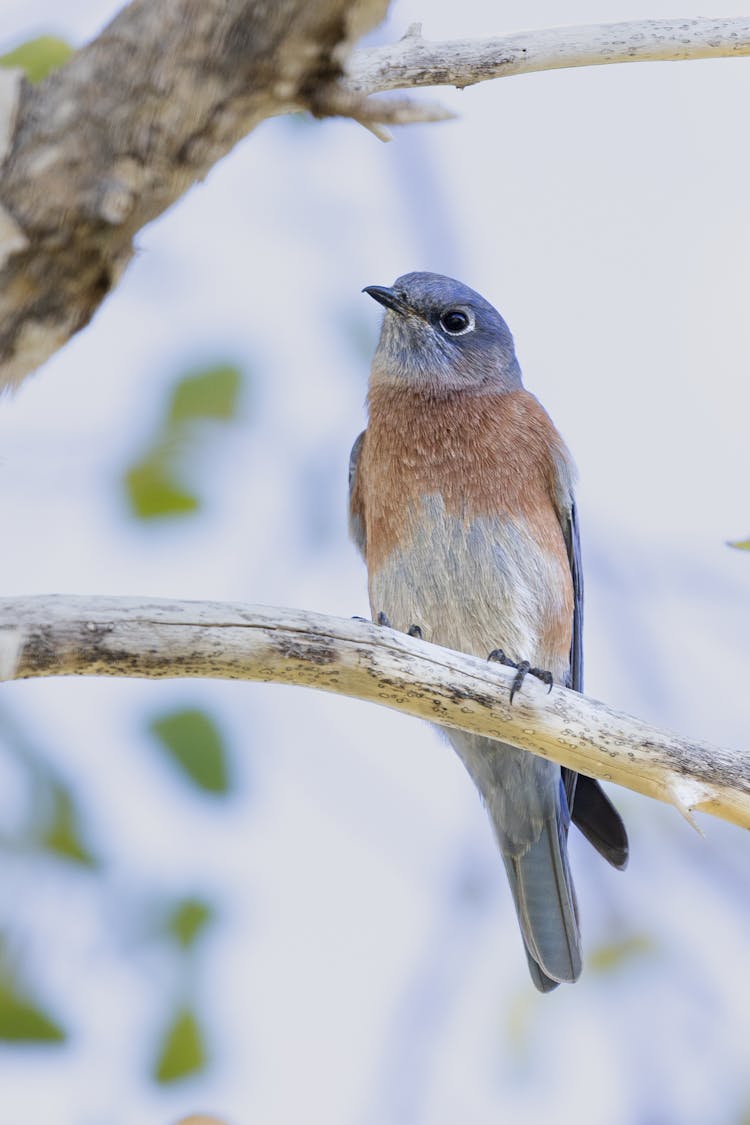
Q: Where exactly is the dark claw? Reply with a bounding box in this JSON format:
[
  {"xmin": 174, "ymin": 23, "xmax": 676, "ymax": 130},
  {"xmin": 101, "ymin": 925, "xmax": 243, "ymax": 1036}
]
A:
[
  {"xmin": 377, "ymin": 611, "xmax": 392, "ymax": 628},
  {"xmin": 407, "ymin": 624, "xmax": 423, "ymax": 639},
  {"xmin": 488, "ymin": 650, "xmax": 554, "ymax": 704},
  {"xmin": 529, "ymin": 667, "xmax": 554, "ymax": 694},
  {"xmin": 351, "ymin": 615, "xmax": 369, "ymax": 622},
  {"xmin": 509, "ymin": 661, "xmax": 531, "ymax": 704}
]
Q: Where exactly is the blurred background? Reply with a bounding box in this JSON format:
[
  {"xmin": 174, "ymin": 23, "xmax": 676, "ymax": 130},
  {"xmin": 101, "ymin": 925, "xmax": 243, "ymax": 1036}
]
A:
[{"xmin": 1, "ymin": 1, "xmax": 749, "ymax": 1122}]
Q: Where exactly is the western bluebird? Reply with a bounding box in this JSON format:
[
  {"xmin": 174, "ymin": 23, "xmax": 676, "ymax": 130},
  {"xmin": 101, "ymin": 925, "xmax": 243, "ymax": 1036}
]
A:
[{"xmin": 349, "ymin": 271, "xmax": 628, "ymax": 991}]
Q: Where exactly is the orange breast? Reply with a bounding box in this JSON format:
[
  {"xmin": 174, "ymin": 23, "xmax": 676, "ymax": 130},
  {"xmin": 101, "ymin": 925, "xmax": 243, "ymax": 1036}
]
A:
[
  {"xmin": 352, "ymin": 386, "xmax": 576, "ymax": 669},
  {"xmin": 358, "ymin": 387, "xmax": 570, "ymax": 570}
]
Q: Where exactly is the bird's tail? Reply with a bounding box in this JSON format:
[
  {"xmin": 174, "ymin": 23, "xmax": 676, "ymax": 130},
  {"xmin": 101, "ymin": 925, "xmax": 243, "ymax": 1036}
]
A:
[
  {"xmin": 450, "ymin": 732, "xmax": 581, "ymax": 992},
  {"xmin": 501, "ymin": 806, "xmax": 582, "ymax": 991}
]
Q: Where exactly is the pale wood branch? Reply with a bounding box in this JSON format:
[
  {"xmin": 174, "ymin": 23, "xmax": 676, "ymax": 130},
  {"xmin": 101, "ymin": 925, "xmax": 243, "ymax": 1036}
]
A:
[
  {"xmin": 1, "ymin": 595, "xmax": 748, "ymax": 832},
  {"xmin": 345, "ymin": 16, "xmax": 750, "ymax": 95}
]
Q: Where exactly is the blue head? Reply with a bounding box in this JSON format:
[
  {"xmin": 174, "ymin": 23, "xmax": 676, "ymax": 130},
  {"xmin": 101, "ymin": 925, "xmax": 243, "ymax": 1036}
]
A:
[{"xmin": 364, "ymin": 271, "xmax": 523, "ymax": 394}]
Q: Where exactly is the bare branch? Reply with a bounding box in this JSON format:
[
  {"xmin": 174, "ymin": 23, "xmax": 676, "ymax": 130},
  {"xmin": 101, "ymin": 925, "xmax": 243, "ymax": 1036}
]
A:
[
  {"xmin": 345, "ymin": 16, "xmax": 750, "ymax": 95},
  {"xmin": 0, "ymin": 0, "xmax": 390, "ymax": 391},
  {"xmin": 3, "ymin": 11, "xmax": 749, "ymax": 387},
  {"xmin": 2, "ymin": 594, "xmax": 748, "ymax": 832}
]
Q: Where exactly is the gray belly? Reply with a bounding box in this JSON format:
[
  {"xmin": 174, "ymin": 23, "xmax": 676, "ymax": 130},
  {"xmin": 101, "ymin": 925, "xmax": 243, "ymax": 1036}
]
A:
[{"xmin": 369, "ymin": 494, "xmax": 570, "ymax": 679}]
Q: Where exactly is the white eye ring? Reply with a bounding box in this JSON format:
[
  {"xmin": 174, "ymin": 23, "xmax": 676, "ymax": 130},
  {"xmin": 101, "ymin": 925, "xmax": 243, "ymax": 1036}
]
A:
[{"xmin": 439, "ymin": 307, "xmax": 475, "ymax": 336}]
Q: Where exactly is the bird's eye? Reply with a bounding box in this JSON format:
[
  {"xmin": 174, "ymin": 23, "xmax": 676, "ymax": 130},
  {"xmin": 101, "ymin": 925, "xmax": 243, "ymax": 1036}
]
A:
[{"xmin": 439, "ymin": 308, "xmax": 474, "ymax": 335}]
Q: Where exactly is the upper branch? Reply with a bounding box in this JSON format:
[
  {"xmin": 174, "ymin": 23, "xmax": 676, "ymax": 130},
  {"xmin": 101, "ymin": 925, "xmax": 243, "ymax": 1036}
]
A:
[
  {"xmin": 2, "ymin": 594, "xmax": 749, "ymax": 832},
  {"xmin": 346, "ymin": 17, "xmax": 750, "ymax": 94},
  {"xmin": 0, "ymin": 0, "xmax": 392, "ymax": 391},
  {"xmin": 2, "ymin": 12, "xmax": 749, "ymax": 390}
]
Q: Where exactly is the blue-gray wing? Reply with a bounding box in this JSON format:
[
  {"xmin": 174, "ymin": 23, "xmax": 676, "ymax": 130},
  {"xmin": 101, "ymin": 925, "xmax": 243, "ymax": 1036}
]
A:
[
  {"xmin": 561, "ymin": 501, "xmax": 629, "ymax": 870},
  {"xmin": 564, "ymin": 499, "xmax": 584, "ymax": 693},
  {"xmin": 348, "ymin": 430, "xmax": 366, "ymax": 558}
]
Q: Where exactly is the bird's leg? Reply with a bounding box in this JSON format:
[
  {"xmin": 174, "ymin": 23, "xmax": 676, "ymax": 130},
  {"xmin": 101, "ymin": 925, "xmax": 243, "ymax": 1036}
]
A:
[
  {"xmin": 376, "ymin": 611, "xmax": 392, "ymax": 628},
  {"xmin": 488, "ymin": 649, "xmax": 553, "ymax": 704}
]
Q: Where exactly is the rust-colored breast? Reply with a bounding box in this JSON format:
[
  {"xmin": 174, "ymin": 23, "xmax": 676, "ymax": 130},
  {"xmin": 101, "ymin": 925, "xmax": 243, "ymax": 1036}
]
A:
[{"xmin": 357, "ymin": 386, "xmax": 572, "ymax": 575}]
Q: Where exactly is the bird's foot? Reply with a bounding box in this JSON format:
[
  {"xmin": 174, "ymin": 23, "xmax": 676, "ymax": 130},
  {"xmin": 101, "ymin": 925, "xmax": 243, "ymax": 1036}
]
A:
[
  {"xmin": 375, "ymin": 613, "xmax": 423, "ymax": 639},
  {"xmin": 488, "ymin": 649, "xmax": 553, "ymax": 704}
]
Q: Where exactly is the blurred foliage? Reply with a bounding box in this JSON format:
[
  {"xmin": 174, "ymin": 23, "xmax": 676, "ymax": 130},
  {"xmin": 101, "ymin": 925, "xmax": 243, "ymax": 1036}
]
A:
[
  {"xmin": 729, "ymin": 537, "xmax": 750, "ymax": 550},
  {"xmin": 0, "ymin": 705, "xmax": 99, "ymax": 868},
  {"xmin": 125, "ymin": 457, "xmax": 199, "ymax": 520},
  {"xmin": 165, "ymin": 898, "xmax": 215, "ymax": 951},
  {"xmin": 169, "ymin": 366, "xmax": 241, "ymax": 424},
  {"xmin": 588, "ymin": 934, "xmax": 656, "ymax": 973},
  {"xmin": 0, "ymin": 35, "xmax": 73, "ymax": 82},
  {"xmin": 0, "ymin": 970, "xmax": 66, "ymax": 1043},
  {"xmin": 148, "ymin": 707, "xmax": 231, "ymax": 794},
  {"xmin": 153, "ymin": 1006, "xmax": 207, "ymax": 1084},
  {"xmin": 0, "ymin": 697, "xmax": 228, "ymax": 1077},
  {"xmin": 36, "ymin": 781, "xmax": 98, "ymax": 867},
  {"xmin": 0, "ymin": 711, "xmax": 96, "ymax": 1041},
  {"xmin": 124, "ymin": 363, "xmax": 243, "ymax": 520}
]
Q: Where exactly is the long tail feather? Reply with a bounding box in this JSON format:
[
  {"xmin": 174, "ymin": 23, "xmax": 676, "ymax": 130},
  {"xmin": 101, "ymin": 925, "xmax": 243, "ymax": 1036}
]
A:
[{"xmin": 503, "ymin": 815, "xmax": 582, "ymax": 986}]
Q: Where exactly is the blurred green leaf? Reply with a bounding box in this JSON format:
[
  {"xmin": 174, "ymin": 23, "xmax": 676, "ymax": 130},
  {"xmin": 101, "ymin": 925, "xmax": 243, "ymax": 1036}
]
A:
[
  {"xmin": 153, "ymin": 1006, "xmax": 207, "ymax": 1084},
  {"xmin": 123, "ymin": 362, "xmax": 244, "ymax": 523},
  {"xmin": 125, "ymin": 455, "xmax": 199, "ymax": 520},
  {"xmin": 149, "ymin": 708, "xmax": 230, "ymax": 794},
  {"xmin": 0, "ymin": 36, "xmax": 73, "ymax": 83},
  {"xmin": 39, "ymin": 783, "xmax": 97, "ymax": 867},
  {"xmin": 166, "ymin": 898, "xmax": 214, "ymax": 950},
  {"xmin": 0, "ymin": 978, "xmax": 66, "ymax": 1042},
  {"xmin": 589, "ymin": 934, "xmax": 655, "ymax": 973},
  {"xmin": 729, "ymin": 537, "xmax": 750, "ymax": 551},
  {"xmin": 169, "ymin": 365, "xmax": 241, "ymax": 424}
]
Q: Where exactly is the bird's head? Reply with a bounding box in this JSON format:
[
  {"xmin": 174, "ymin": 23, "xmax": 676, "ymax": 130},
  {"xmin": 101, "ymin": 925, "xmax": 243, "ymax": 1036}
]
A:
[{"xmin": 364, "ymin": 271, "xmax": 522, "ymax": 394}]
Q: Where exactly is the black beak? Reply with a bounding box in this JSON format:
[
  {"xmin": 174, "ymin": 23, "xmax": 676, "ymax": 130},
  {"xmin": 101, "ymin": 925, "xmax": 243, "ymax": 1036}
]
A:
[{"xmin": 363, "ymin": 285, "xmax": 409, "ymax": 315}]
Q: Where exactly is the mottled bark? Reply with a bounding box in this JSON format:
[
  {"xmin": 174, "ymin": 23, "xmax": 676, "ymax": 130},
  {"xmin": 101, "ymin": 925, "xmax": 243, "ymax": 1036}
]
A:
[
  {"xmin": 346, "ymin": 16, "xmax": 750, "ymax": 94},
  {"xmin": 0, "ymin": 0, "xmax": 389, "ymax": 389},
  {"xmin": 2, "ymin": 595, "xmax": 748, "ymax": 832}
]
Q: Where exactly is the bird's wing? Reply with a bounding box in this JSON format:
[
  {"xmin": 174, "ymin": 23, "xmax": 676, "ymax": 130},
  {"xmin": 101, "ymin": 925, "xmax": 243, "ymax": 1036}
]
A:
[
  {"xmin": 563, "ymin": 500, "xmax": 584, "ymax": 694},
  {"xmin": 348, "ymin": 430, "xmax": 367, "ymax": 559},
  {"xmin": 561, "ymin": 501, "xmax": 629, "ymax": 870},
  {"xmin": 558, "ymin": 500, "xmax": 583, "ymax": 814}
]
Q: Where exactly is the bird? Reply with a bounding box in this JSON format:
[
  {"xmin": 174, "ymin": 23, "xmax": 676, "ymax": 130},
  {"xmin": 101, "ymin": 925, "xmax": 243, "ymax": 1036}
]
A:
[{"xmin": 349, "ymin": 271, "xmax": 628, "ymax": 991}]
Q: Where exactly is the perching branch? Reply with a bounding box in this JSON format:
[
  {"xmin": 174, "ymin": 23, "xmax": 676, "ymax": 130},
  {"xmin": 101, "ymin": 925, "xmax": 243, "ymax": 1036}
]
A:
[
  {"xmin": 345, "ymin": 16, "xmax": 750, "ymax": 95},
  {"xmin": 2, "ymin": 595, "xmax": 749, "ymax": 832}
]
